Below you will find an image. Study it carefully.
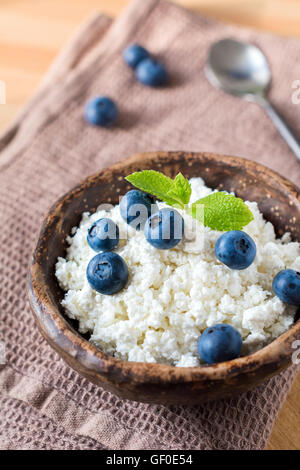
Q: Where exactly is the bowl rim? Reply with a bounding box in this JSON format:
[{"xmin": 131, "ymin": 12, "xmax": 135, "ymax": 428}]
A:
[{"xmin": 28, "ymin": 151, "xmax": 300, "ymax": 385}]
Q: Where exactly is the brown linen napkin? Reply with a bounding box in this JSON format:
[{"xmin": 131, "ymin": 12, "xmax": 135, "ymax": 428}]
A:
[{"xmin": 0, "ymin": 0, "xmax": 299, "ymax": 450}]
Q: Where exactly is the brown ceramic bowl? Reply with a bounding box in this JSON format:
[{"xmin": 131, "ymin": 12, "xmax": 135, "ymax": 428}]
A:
[{"xmin": 28, "ymin": 151, "xmax": 300, "ymax": 405}]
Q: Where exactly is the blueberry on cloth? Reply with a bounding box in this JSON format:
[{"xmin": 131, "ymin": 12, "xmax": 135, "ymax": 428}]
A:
[
  {"xmin": 123, "ymin": 44, "xmax": 150, "ymax": 68},
  {"xmin": 84, "ymin": 96, "xmax": 118, "ymax": 127},
  {"xmin": 135, "ymin": 58, "xmax": 168, "ymax": 87}
]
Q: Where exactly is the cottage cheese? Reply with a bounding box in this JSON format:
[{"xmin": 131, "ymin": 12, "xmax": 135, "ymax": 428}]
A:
[{"xmin": 55, "ymin": 178, "xmax": 299, "ymax": 367}]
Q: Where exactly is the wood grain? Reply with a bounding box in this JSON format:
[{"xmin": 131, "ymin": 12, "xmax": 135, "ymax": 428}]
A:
[{"xmin": 0, "ymin": 0, "xmax": 299, "ymax": 450}]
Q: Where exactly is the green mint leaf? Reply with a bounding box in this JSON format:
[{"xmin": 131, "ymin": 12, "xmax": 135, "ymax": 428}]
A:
[
  {"xmin": 125, "ymin": 170, "xmax": 187, "ymax": 207},
  {"xmin": 187, "ymin": 192, "xmax": 254, "ymax": 231},
  {"xmin": 126, "ymin": 170, "xmax": 253, "ymax": 231},
  {"xmin": 166, "ymin": 173, "xmax": 191, "ymax": 208}
]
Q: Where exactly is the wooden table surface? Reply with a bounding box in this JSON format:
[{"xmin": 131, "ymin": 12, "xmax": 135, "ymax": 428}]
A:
[{"xmin": 0, "ymin": 0, "xmax": 299, "ymax": 450}]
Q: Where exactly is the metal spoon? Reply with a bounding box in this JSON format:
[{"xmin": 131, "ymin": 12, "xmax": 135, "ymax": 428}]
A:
[{"xmin": 205, "ymin": 38, "xmax": 300, "ymax": 161}]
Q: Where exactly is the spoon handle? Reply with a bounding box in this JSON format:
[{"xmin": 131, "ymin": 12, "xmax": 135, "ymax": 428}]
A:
[{"xmin": 258, "ymin": 97, "xmax": 300, "ymax": 161}]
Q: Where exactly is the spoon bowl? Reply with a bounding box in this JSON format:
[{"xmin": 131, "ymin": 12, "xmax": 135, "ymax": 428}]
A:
[{"xmin": 206, "ymin": 38, "xmax": 271, "ymax": 98}]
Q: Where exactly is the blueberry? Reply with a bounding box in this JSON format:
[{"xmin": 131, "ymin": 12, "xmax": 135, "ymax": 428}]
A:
[
  {"xmin": 273, "ymin": 269, "xmax": 300, "ymax": 306},
  {"xmin": 198, "ymin": 324, "xmax": 242, "ymax": 364},
  {"xmin": 144, "ymin": 208, "xmax": 184, "ymax": 250},
  {"xmin": 86, "ymin": 252, "xmax": 128, "ymax": 295},
  {"xmin": 123, "ymin": 44, "xmax": 150, "ymax": 68},
  {"xmin": 135, "ymin": 58, "xmax": 168, "ymax": 87},
  {"xmin": 120, "ymin": 190, "xmax": 156, "ymax": 230},
  {"xmin": 215, "ymin": 230, "xmax": 256, "ymax": 270},
  {"xmin": 84, "ymin": 96, "xmax": 118, "ymax": 127},
  {"xmin": 87, "ymin": 218, "xmax": 119, "ymax": 252}
]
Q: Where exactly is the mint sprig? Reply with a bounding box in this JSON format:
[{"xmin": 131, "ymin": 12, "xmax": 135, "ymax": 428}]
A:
[
  {"xmin": 166, "ymin": 173, "xmax": 192, "ymax": 207},
  {"xmin": 125, "ymin": 170, "xmax": 189, "ymax": 208},
  {"xmin": 125, "ymin": 170, "xmax": 253, "ymax": 231},
  {"xmin": 187, "ymin": 192, "xmax": 254, "ymax": 231}
]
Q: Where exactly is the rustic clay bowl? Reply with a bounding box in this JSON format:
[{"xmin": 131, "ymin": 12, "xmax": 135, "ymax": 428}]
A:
[{"xmin": 28, "ymin": 151, "xmax": 300, "ymax": 405}]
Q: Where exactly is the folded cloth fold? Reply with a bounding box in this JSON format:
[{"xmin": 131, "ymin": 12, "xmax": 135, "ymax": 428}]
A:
[{"xmin": 0, "ymin": 0, "xmax": 299, "ymax": 450}]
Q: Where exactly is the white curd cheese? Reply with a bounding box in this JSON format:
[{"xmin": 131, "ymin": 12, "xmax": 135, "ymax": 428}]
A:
[{"xmin": 55, "ymin": 178, "xmax": 299, "ymax": 366}]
